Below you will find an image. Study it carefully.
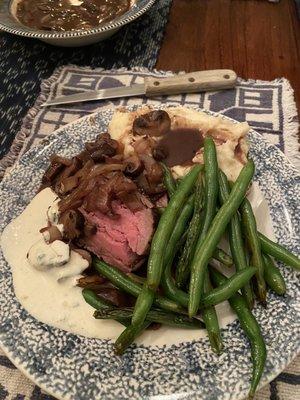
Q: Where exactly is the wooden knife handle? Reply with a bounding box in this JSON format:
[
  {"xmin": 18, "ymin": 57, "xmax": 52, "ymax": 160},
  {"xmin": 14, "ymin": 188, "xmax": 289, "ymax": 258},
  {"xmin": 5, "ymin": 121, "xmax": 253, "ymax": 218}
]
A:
[{"xmin": 144, "ymin": 69, "xmax": 237, "ymax": 97}]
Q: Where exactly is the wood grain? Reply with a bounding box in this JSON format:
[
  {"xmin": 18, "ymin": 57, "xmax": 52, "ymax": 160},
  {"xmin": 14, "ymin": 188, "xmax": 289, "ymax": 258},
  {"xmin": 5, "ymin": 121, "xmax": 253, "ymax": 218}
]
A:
[{"xmin": 156, "ymin": 0, "xmax": 300, "ymax": 115}]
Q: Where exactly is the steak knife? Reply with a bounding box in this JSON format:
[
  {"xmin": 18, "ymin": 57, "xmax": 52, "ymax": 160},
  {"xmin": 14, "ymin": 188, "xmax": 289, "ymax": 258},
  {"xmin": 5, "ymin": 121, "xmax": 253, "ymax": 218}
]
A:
[{"xmin": 41, "ymin": 69, "xmax": 237, "ymax": 107}]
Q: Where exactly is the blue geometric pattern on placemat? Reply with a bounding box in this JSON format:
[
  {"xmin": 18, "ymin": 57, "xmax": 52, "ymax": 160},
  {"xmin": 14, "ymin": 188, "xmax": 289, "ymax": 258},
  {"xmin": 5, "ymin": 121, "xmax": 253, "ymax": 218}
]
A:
[{"xmin": 20, "ymin": 69, "xmax": 286, "ymax": 159}]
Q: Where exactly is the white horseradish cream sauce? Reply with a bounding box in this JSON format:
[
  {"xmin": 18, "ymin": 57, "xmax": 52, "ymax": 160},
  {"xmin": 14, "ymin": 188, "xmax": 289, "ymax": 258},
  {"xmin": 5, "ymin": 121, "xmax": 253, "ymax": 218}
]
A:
[{"xmin": 1, "ymin": 185, "xmax": 275, "ymax": 346}]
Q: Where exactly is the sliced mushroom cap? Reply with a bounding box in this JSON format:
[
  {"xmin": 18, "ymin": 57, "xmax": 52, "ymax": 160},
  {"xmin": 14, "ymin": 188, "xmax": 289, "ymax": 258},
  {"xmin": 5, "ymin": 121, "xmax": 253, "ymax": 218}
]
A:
[
  {"xmin": 85, "ymin": 133, "xmax": 119, "ymax": 160},
  {"xmin": 133, "ymin": 110, "xmax": 171, "ymax": 137}
]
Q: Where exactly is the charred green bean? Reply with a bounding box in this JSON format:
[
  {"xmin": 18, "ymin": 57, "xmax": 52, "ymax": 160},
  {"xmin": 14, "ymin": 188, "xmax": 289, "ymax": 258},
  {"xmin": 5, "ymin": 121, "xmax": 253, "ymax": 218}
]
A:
[
  {"xmin": 176, "ymin": 171, "xmax": 204, "ymax": 287},
  {"xmin": 161, "ymin": 162, "xmax": 177, "ymax": 197},
  {"xmin": 82, "ymin": 288, "xmax": 129, "ymax": 326},
  {"xmin": 95, "ymin": 307, "xmax": 205, "ymax": 329}
]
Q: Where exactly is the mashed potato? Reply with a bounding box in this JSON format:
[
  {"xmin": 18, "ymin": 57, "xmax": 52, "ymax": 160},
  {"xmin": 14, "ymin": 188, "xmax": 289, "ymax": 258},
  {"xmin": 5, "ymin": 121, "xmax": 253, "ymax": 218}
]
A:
[{"xmin": 108, "ymin": 106, "xmax": 249, "ymax": 182}]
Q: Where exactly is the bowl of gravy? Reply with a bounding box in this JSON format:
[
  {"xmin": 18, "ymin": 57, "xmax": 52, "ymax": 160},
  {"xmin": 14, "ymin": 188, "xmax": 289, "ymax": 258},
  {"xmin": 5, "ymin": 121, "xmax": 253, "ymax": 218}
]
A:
[{"xmin": 0, "ymin": 0, "xmax": 156, "ymax": 46}]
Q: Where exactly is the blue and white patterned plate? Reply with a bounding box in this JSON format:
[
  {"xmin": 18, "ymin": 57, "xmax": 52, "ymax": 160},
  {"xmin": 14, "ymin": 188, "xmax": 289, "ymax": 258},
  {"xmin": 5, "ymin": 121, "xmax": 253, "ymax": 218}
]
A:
[{"xmin": 0, "ymin": 108, "xmax": 299, "ymax": 400}]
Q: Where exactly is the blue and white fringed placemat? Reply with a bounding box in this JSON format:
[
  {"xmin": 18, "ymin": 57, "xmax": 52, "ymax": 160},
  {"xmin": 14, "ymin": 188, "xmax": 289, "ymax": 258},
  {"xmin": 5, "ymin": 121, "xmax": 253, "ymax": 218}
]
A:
[
  {"xmin": 0, "ymin": 66, "xmax": 299, "ymax": 400},
  {"xmin": 0, "ymin": 66, "xmax": 299, "ymax": 179}
]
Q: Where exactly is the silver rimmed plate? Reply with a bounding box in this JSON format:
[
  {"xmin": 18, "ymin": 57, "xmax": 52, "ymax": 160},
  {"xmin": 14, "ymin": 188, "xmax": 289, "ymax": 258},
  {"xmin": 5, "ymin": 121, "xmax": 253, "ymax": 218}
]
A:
[
  {"xmin": 0, "ymin": 107, "xmax": 299, "ymax": 399},
  {"xmin": 0, "ymin": 0, "xmax": 156, "ymax": 46}
]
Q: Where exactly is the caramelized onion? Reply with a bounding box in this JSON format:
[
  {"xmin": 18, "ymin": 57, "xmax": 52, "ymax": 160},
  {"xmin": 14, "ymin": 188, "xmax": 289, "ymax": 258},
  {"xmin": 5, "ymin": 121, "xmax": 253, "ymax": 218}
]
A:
[
  {"xmin": 55, "ymin": 175, "xmax": 79, "ymax": 196},
  {"xmin": 86, "ymin": 164, "xmax": 124, "ymax": 180},
  {"xmin": 76, "ymin": 274, "xmax": 106, "ymax": 288},
  {"xmin": 124, "ymin": 154, "xmax": 144, "ymax": 178}
]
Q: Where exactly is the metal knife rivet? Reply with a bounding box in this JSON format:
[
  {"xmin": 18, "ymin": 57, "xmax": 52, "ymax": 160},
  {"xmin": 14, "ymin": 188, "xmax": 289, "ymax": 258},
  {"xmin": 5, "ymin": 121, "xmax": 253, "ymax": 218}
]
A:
[
  {"xmin": 188, "ymin": 77, "xmax": 195, "ymax": 82},
  {"xmin": 153, "ymin": 81, "xmax": 160, "ymax": 86},
  {"xmin": 223, "ymin": 74, "xmax": 230, "ymax": 79}
]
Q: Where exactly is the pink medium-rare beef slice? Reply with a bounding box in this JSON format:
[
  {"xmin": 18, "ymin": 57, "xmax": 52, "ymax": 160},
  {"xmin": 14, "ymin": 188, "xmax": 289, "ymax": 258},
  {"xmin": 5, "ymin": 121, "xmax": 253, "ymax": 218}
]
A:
[{"xmin": 81, "ymin": 201, "xmax": 154, "ymax": 272}]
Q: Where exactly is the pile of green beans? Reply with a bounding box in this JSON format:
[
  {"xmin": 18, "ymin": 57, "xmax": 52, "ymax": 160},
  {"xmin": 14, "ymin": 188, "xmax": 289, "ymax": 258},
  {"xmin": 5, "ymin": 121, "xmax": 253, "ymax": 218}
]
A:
[
  {"xmin": 82, "ymin": 138, "xmax": 300, "ymax": 399},
  {"xmin": 189, "ymin": 159, "xmax": 255, "ymax": 317},
  {"xmin": 130, "ymin": 165, "xmax": 202, "ymax": 332}
]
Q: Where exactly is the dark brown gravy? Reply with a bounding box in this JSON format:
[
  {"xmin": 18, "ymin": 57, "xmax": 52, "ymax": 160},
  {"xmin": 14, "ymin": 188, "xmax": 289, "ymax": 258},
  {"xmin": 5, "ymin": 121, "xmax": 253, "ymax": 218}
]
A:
[
  {"xmin": 15, "ymin": 0, "xmax": 131, "ymax": 32},
  {"xmin": 158, "ymin": 128, "xmax": 204, "ymax": 167}
]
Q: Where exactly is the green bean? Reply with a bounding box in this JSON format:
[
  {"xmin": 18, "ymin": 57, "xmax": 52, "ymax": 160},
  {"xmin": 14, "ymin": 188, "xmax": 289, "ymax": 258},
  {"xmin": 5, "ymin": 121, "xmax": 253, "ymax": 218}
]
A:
[
  {"xmin": 213, "ymin": 248, "xmax": 233, "ymax": 267},
  {"xmin": 131, "ymin": 284, "xmax": 155, "ymax": 327},
  {"xmin": 93, "ymin": 258, "xmax": 185, "ymax": 314},
  {"xmin": 148, "ymin": 164, "xmax": 202, "ymax": 289},
  {"xmin": 161, "ymin": 261, "xmax": 189, "ymax": 308},
  {"xmin": 218, "ymin": 170, "xmax": 254, "ymax": 309},
  {"xmin": 189, "ymin": 160, "xmax": 255, "ymax": 317},
  {"xmin": 188, "ymin": 138, "xmax": 219, "ymax": 320},
  {"xmin": 127, "ymin": 273, "xmax": 146, "ymax": 285},
  {"xmin": 200, "ymin": 267, "xmax": 256, "ymax": 307},
  {"xmin": 163, "ymin": 187, "xmax": 227, "ymax": 274},
  {"xmin": 161, "ymin": 162, "xmax": 177, "ymax": 197},
  {"xmin": 258, "ymin": 232, "xmax": 300, "ymax": 271},
  {"xmin": 202, "ymin": 272, "xmax": 223, "ymax": 354},
  {"xmin": 162, "ymin": 262, "xmax": 256, "ymax": 309},
  {"xmin": 130, "ymin": 165, "xmax": 202, "ymax": 330},
  {"xmin": 241, "ymin": 198, "xmax": 266, "ymax": 304},
  {"xmin": 81, "ymin": 288, "xmax": 130, "ymax": 326},
  {"xmin": 197, "ymin": 137, "xmax": 219, "ymax": 247},
  {"xmin": 82, "ymin": 288, "xmax": 112, "ymax": 310},
  {"xmin": 156, "ymin": 207, "xmax": 165, "ymax": 216},
  {"xmin": 210, "ymin": 267, "xmax": 266, "ymax": 399},
  {"xmin": 189, "ymin": 138, "xmax": 221, "ymax": 348},
  {"xmin": 263, "ymin": 254, "xmax": 286, "ymax": 295},
  {"xmin": 114, "ymin": 321, "xmax": 151, "ymax": 355},
  {"xmin": 164, "ymin": 194, "xmax": 195, "ymax": 265},
  {"xmin": 95, "ymin": 307, "xmax": 205, "ymax": 329},
  {"xmin": 176, "ymin": 172, "xmax": 204, "ymax": 287}
]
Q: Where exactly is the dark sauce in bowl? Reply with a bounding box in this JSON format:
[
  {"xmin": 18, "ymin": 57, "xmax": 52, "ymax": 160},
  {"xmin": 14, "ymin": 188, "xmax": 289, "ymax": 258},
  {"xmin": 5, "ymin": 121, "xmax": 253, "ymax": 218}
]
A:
[{"xmin": 14, "ymin": 0, "xmax": 131, "ymax": 31}]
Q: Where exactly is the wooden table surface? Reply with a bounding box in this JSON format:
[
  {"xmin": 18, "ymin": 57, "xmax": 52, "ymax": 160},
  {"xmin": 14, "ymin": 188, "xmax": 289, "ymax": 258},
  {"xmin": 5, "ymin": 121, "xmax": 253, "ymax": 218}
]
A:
[{"xmin": 156, "ymin": 0, "xmax": 300, "ymax": 115}]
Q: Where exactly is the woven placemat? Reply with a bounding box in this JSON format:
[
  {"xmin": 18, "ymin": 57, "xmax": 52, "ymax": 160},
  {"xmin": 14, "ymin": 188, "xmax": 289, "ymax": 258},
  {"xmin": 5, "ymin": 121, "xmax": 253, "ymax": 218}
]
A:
[{"xmin": 0, "ymin": 66, "xmax": 299, "ymax": 399}]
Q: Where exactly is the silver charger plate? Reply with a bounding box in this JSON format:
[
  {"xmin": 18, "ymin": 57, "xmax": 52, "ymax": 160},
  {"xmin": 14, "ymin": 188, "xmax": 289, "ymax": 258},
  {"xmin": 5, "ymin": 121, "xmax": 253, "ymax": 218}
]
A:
[{"xmin": 0, "ymin": 0, "xmax": 157, "ymax": 46}]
